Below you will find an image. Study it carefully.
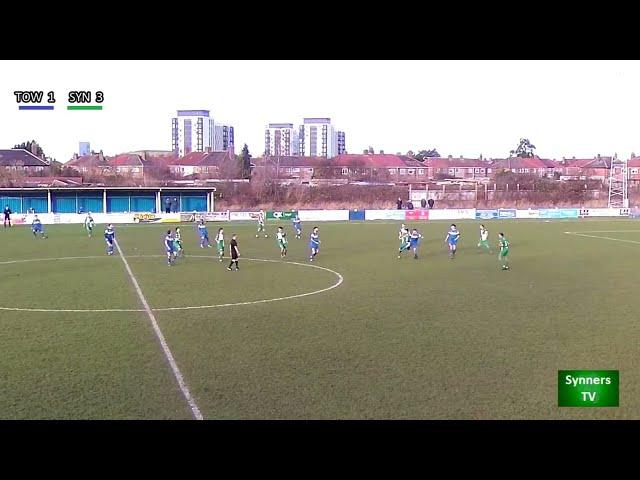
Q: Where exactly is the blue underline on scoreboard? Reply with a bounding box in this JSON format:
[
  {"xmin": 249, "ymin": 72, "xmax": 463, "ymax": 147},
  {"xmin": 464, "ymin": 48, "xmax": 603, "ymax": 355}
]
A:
[{"xmin": 19, "ymin": 105, "xmax": 55, "ymax": 110}]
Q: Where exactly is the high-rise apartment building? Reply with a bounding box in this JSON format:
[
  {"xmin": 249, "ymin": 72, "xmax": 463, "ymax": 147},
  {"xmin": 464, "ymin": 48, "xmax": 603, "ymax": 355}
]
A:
[
  {"xmin": 265, "ymin": 123, "xmax": 299, "ymax": 156},
  {"xmin": 172, "ymin": 110, "xmax": 234, "ymax": 156}
]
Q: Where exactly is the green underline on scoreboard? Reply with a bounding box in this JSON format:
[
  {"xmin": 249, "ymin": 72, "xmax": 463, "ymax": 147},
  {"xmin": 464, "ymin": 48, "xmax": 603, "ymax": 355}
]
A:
[{"xmin": 67, "ymin": 105, "xmax": 103, "ymax": 110}]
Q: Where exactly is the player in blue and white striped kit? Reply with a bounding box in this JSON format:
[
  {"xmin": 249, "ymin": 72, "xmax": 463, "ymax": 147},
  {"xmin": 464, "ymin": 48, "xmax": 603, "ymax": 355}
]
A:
[
  {"xmin": 197, "ymin": 219, "xmax": 212, "ymax": 248},
  {"xmin": 31, "ymin": 215, "xmax": 47, "ymax": 239},
  {"xmin": 445, "ymin": 224, "xmax": 460, "ymax": 259},
  {"xmin": 309, "ymin": 227, "xmax": 321, "ymax": 261},
  {"xmin": 104, "ymin": 224, "xmax": 115, "ymax": 255},
  {"xmin": 164, "ymin": 230, "xmax": 175, "ymax": 266},
  {"xmin": 409, "ymin": 228, "xmax": 423, "ymax": 260},
  {"xmin": 293, "ymin": 215, "xmax": 302, "ymax": 239}
]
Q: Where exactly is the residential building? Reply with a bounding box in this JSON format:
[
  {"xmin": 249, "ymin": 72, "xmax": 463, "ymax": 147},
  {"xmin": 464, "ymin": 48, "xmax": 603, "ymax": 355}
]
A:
[
  {"xmin": 490, "ymin": 156, "xmax": 554, "ymax": 177},
  {"xmin": 540, "ymin": 158, "xmax": 561, "ymax": 177},
  {"xmin": 65, "ymin": 152, "xmax": 161, "ymax": 178},
  {"xmin": 0, "ymin": 149, "xmax": 50, "ymax": 173},
  {"xmin": 65, "ymin": 152, "xmax": 109, "ymax": 174},
  {"xmin": 629, "ymin": 156, "xmax": 640, "ymax": 182},
  {"xmin": 253, "ymin": 154, "xmax": 427, "ymax": 181},
  {"xmin": 331, "ymin": 154, "xmax": 423, "ymax": 179},
  {"xmin": 559, "ymin": 156, "xmax": 611, "ymax": 180},
  {"xmin": 168, "ymin": 151, "xmax": 235, "ymax": 177},
  {"xmin": 254, "ymin": 156, "xmax": 326, "ymax": 180},
  {"xmin": 253, "ymin": 154, "xmax": 568, "ymax": 182},
  {"xmin": 111, "ymin": 154, "xmax": 150, "ymax": 178},
  {"xmin": 265, "ymin": 123, "xmax": 299, "ymax": 156},
  {"xmin": 424, "ymin": 157, "xmax": 493, "ymax": 180}
]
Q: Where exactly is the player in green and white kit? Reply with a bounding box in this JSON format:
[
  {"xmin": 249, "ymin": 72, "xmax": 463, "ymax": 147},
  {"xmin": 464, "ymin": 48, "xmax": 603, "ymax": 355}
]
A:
[
  {"xmin": 477, "ymin": 224, "xmax": 491, "ymax": 253},
  {"xmin": 84, "ymin": 212, "xmax": 95, "ymax": 238},
  {"xmin": 397, "ymin": 224, "xmax": 410, "ymax": 259},
  {"xmin": 498, "ymin": 232, "xmax": 510, "ymax": 270},
  {"xmin": 256, "ymin": 210, "xmax": 268, "ymax": 238},
  {"xmin": 215, "ymin": 227, "xmax": 225, "ymax": 262},
  {"xmin": 276, "ymin": 226, "xmax": 288, "ymax": 258},
  {"xmin": 173, "ymin": 227, "xmax": 184, "ymax": 257}
]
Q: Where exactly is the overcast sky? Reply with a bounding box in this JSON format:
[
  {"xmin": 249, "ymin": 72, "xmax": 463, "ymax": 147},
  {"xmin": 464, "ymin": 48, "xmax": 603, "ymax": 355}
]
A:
[{"xmin": 1, "ymin": 60, "xmax": 639, "ymax": 162}]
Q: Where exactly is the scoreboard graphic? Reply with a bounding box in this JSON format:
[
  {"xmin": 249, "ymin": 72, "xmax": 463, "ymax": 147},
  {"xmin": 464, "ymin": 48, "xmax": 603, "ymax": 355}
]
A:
[{"xmin": 14, "ymin": 90, "xmax": 104, "ymax": 110}]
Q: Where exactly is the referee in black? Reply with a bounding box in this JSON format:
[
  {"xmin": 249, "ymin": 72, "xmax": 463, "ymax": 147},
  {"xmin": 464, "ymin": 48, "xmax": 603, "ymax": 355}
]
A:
[
  {"xmin": 3, "ymin": 205, "xmax": 11, "ymax": 228},
  {"xmin": 227, "ymin": 234, "xmax": 240, "ymax": 271}
]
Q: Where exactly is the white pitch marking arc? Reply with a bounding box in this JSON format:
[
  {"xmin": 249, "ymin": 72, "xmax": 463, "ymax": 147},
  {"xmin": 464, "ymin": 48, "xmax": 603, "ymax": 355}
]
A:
[{"xmin": 0, "ymin": 255, "xmax": 344, "ymax": 313}]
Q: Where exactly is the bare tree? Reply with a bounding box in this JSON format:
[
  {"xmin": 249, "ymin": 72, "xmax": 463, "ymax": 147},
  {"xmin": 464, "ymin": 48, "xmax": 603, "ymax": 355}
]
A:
[{"xmin": 217, "ymin": 158, "xmax": 242, "ymax": 180}]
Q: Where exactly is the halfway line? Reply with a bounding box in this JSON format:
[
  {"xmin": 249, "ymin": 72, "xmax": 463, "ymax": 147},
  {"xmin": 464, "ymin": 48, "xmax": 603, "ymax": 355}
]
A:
[{"xmin": 114, "ymin": 238, "xmax": 203, "ymax": 420}]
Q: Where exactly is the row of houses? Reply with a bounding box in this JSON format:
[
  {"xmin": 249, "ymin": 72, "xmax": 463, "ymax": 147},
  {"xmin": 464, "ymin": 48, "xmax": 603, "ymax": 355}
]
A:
[
  {"xmin": 3, "ymin": 147, "xmax": 640, "ymax": 183},
  {"xmin": 252, "ymin": 154, "xmax": 619, "ymax": 182},
  {"xmin": 62, "ymin": 150, "xmax": 237, "ymax": 178},
  {"xmin": 0, "ymin": 148, "xmax": 237, "ymax": 180}
]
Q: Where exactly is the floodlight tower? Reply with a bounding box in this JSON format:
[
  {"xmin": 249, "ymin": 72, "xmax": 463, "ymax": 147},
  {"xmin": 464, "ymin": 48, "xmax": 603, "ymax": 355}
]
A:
[{"xmin": 608, "ymin": 153, "xmax": 628, "ymax": 208}]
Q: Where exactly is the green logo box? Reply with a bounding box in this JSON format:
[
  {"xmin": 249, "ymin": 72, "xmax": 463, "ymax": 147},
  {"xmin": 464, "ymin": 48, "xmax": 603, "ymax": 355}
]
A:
[
  {"xmin": 266, "ymin": 211, "xmax": 298, "ymax": 220},
  {"xmin": 558, "ymin": 370, "xmax": 619, "ymax": 407}
]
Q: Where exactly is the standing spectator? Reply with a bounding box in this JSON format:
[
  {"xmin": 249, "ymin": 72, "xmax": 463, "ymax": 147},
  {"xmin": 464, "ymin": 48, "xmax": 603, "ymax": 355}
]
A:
[
  {"xmin": 173, "ymin": 197, "xmax": 179, "ymax": 213},
  {"xmin": 165, "ymin": 197, "xmax": 171, "ymax": 214},
  {"xmin": 4, "ymin": 205, "xmax": 12, "ymax": 227},
  {"xmin": 396, "ymin": 197, "xmax": 403, "ymax": 210},
  {"xmin": 428, "ymin": 198, "xmax": 435, "ymax": 209}
]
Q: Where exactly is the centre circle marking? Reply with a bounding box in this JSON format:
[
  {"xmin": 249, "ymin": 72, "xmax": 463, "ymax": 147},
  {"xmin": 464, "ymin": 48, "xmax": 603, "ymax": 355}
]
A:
[{"xmin": 0, "ymin": 255, "xmax": 343, "ymax": 313}]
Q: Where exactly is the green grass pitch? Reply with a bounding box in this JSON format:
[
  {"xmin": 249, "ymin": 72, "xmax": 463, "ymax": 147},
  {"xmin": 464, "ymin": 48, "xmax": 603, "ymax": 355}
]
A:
[{"xmin": 1, "ymin": 218, "xmax": 639, "ymax": 419}]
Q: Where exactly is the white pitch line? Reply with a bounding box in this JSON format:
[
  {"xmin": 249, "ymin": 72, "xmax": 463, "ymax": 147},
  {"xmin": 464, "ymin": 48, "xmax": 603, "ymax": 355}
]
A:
[
  {"xmin": 564, "ymin": 231, "xmax": 640, "ymax": 245},
  {"xmin": 113, "ymin": 238, "xmax": 204, "ymax": 421},
  {"xmin": 0, "ymin": 255, "xmax": 106, "ymax": 265},
  {"xmin": 0, "ymin": 255, "xmax": 344, "ymax": 313},
  {"xmin": 564, "ymin": 230, "xmax": 640, "ymax": 233},
  {"xmin": 154, "ymin": 259, "xmax": 344, "ymax": 311},
  {"xmin": 0, "ymin": 306, "xmax": 142, "ymax": 312}
]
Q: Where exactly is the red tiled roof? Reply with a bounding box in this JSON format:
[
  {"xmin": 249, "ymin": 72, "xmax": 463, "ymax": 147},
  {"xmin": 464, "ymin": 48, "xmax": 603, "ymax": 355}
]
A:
[
  {"xmin": 255, "ymin": 156, "xmax": 329, "ymax": 168},
  {"xmin": 563, "ymin": 157, "xmax": 612, "ymax": 168},
  {"xmin": 424, "ymin": 157, "xmax": 491, "ymax": 168},
  {"xmin": 144, "ymin": 155, "xmax": 178, "ymax": 166},
  {"xmin": 110, "ymin": 154, "xmax": 143, "ymax": 167},
  {"xmin": 198, "ymin": 152, "xmax": 232, "ymax": 166},
  {"xmin": 169, "ymin": 151, "xmax": 232, "ymax": 167},
  {"xmin": 333, "ymin": 154, "xmax": 418, "ymax": 168},
  {"xmin": 258, "ymin": 154, "xmax": 471, "ymax": 169},
  {"xmin": 65, "ymin": 154, "xmax": 107, "ymax": 169},
  {"xmin": 491, "ymin": 156, "xmax": 551, "ymax": 169},
  {"xmin": 399, "ymin": 156, "xmax": 425, "ymax": 167},
  {"xmin": 16, "ymin": 177, "xmax": 84, "ymax": 187},
  {"xmin": 565, "ymin": 159, "xmax": 594, "ymax": 167},
  {"xmin": 539, "ymin": 158, "xmax": 561, "ymax": 168},
  {"xmin": 629, "ymin": 157, "xmax": 640, "ymax": 167},
  {"xmin": 170, "ymin": 152, "xmax": 208, "ymax": 166}
]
